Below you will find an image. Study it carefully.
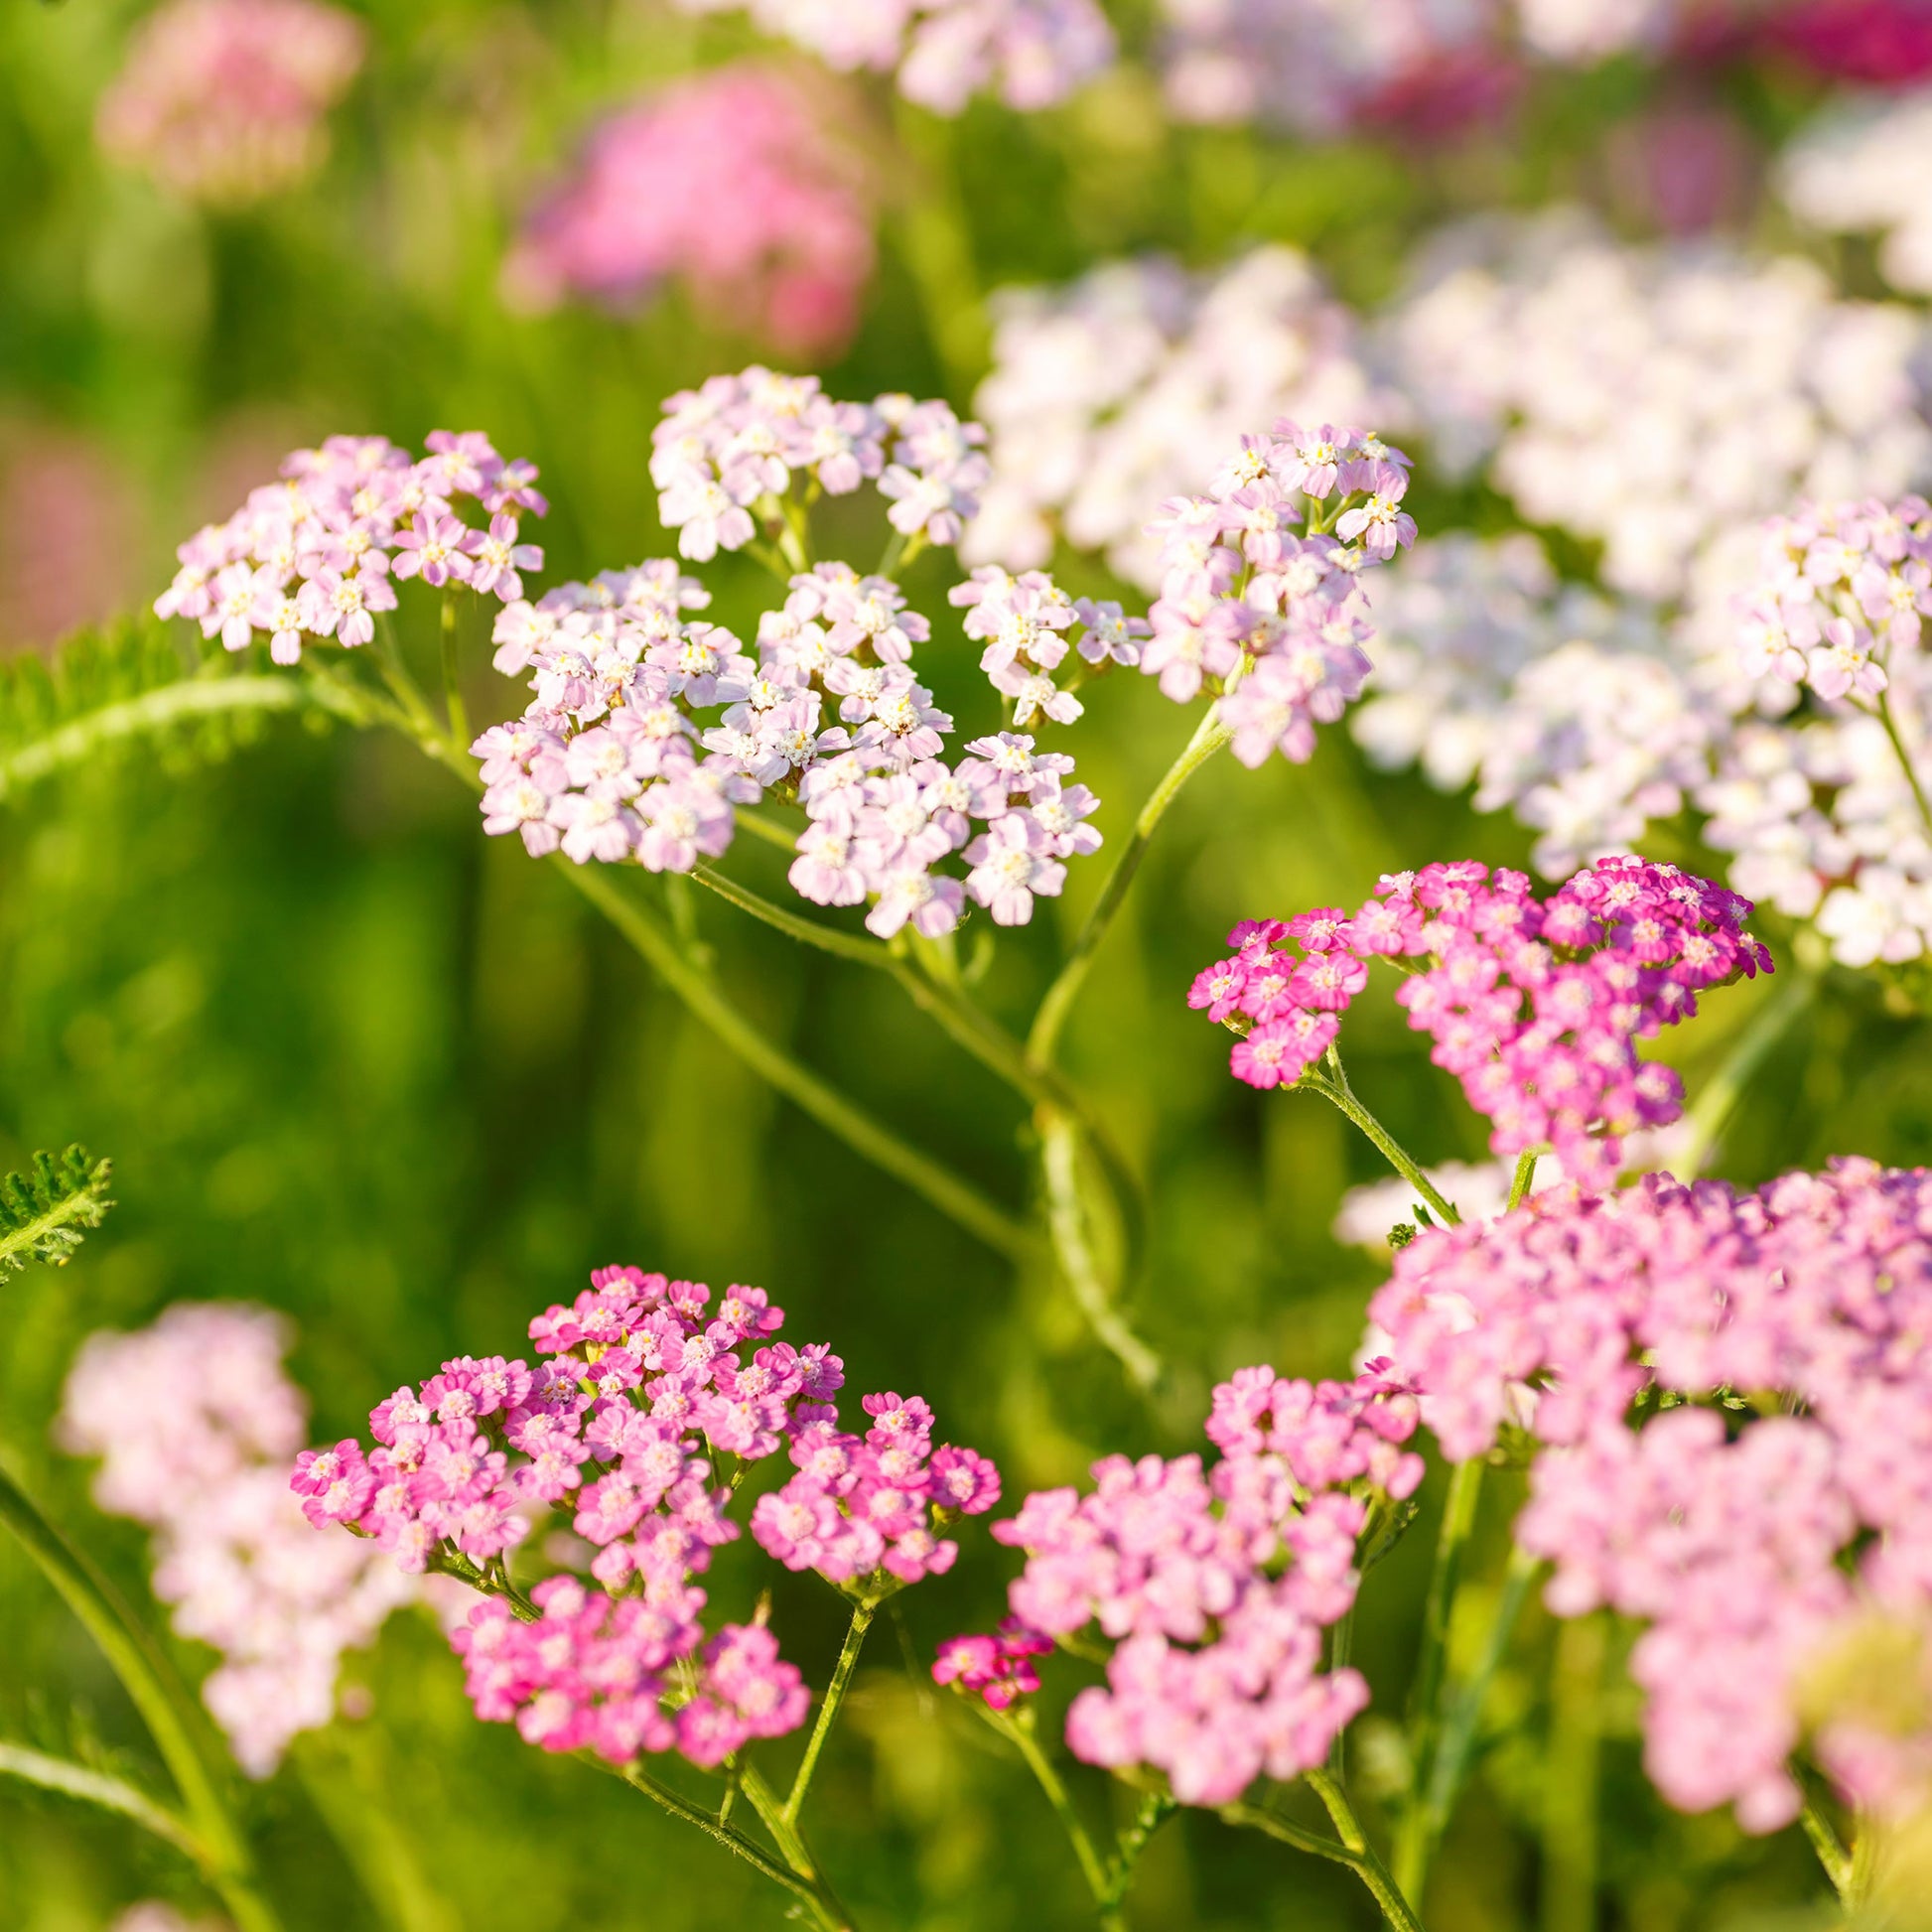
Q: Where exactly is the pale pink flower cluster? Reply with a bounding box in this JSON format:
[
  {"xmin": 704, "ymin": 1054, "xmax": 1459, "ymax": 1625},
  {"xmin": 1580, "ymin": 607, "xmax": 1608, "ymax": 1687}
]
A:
[
  {"xmin": 1370, "ymin": 1160, "xmax": 1932, "ymax": 1833},
  {"xmin": 154, "ymin": 432, "xmax": 545, "ymax": 664},
  {"xmin": 60, "ymin": 1304, "xmax": 417, "ymax": 1777},
  {"xmin": 938, "ymin": 1366, "xmax": 1423, "ymax": 1805},
  {"xmin": 667, "ymin": 0, "xmax": 1115, "ymax": 113},
  {"xmin": 1190, "ymin": 857, "xmax": 1770, "ymax": 1188},
  {"xmin": 295, "ymin": 1265, "xmax": 999, "ymax": 1771},
  {"xmin": 501, "ymin": 67, "xmax": 875, "ymax": 359},
  {"xmin": 95, "ymin": 0, "xmax": 364, "ymax": 205},
  {"xmin": 650, "ymin": 367, "xmax": 988, "ymax": 562},
  {"xmin": 1144, "ymin": 423, "xmax": 1415, "ymax": 768},
  {"xmin": 1736, "ymin": 494, "xmax": 1932, "ymax": 703}
]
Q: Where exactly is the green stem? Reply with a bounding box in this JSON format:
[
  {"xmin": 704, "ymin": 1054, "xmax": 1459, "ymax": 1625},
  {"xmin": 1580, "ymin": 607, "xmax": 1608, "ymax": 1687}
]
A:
[
  {"xmin": 1800, "ymin": 1785, "xmax": 1854, "ymax": 1902},
  {"xmin": 0, "ymin": 1740, "xmax": 207, "ymax": 1865},
  {"xmin": 1848, "ymin": 1808, "xmax": 1878, "ymax": 1908},
  {"xmin": 1540, "ymin": 1614, "xmax": 1604, "ymax": 1932},
  {"xmin": 1675, "ymin": 967, "xmax": 1819, "ymax": 1176},
  {"xmin": 1875, "ymin": 687, "xmax": 1932, "ymax": 842},
  {"xmin": 1220, "ymin": 1800, "xmax": 1363, "ymax": 1868},
  {"xmin": 1307, "ymin": 1767, "xmax": 1428, "ymax": 1932},
  {"xmin": 732, "ymin": 803, "xmax": 809, "ymax": 854},
  {"xmin": 983, "ymin": 1706, "xmax": 1111, "ymax": 1908},
  {"xmin": 295, "ymin": 1732, "xmax": 458, "ymax": 1932},
  {"xmin": 1299, "ymin": 1055, "xmax": 1462, "ymax": 1227},
  {"xmin": 1100, "ymin": 1788, "xmax": 1177, "ymax": 1926},
  {"xmin": 890, "ymin": 96, "xmax": 989, "ymax": 396},
  {"xmin": 1506, "ymin": 1151, "xmax": 1540, "ymax": 1211},
  {"xmin": 440, "ymin": 595, "xmax": 469, "ymax": 747},
  {"xmin": 1028, "ymin": 704, "xmax": 1232, "ymax": 1067},
  {"xmin": 784, "ymin": 1600, "xmax": 876, "ymax": 1824},
  {"xmin": 0, "ymin": 1464, "xmax": 283, "ymax": 1932},
  {"xmin": 1405, "ymin": 1548, "xmax": 1541, "ymax": 1901}
]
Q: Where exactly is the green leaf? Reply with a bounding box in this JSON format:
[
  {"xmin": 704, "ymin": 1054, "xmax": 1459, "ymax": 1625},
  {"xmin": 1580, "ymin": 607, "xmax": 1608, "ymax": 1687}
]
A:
[
  {"xmin": 0, "ymin": 1147, "xmax": 113, "ymax": 1277},
  {"xmin": 0, "ymin": 1739, "xmax": 207, "ymax": 1863}
]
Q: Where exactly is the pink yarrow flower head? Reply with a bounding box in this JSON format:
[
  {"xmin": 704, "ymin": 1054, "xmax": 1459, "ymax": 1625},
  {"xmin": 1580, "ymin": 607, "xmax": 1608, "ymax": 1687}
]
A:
[
  {"xmin": 296, "ymin": 1261, "xmax": 999, "ymax": 1774},
  {"xmin": 502, "ymin": 67, "xmax": 877, "ymax": 359},
  {"xmin": 1371, "ymin": 1159, "xmax": 1932, "ymax": 1835},
  {"xmin": 1194, "ymin": 856, "xmax": 1770, "ymax": 1188},
  {"xmin": 95, "ymin": 0, "xmax": 365, "ymax": 207},
  {"xmin": 972, "ymin": 1365, "xmax": 1421, "ymax": 1802}
]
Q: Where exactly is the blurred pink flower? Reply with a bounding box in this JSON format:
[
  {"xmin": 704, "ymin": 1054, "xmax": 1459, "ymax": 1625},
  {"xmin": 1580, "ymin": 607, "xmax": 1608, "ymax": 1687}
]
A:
[
  {"xmin": 1767, "ymin": 0, "xmax": 1932, "ymax": 82},
  {"xmin": 95, "ymin": 0, "xmax": 366, "ymax": 206},
  {"xmin": 502, "ymin": 67, "xmax": 876, "ymax": 359},
  {"xmin": 0, "ymin": 425, "xmax": 141, "ymax": 650}
]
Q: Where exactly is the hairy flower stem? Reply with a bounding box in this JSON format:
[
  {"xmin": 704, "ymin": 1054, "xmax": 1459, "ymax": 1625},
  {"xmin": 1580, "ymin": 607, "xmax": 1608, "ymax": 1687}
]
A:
[
  {"xmin": 1799, "ymin": 1785, "xmax": 1854, "ymax": 1900},
  {"xmin": 0, "ymin": 1741, "xmax": 207, "ymax": 1864},
  {"xmin": 981, "ymin": 1705, "xmax": 1113, "ymax": 1912},
  {"xmin": 1403, "ymin": 1548, "xmax": 1541, "ymax": 1901},
  {"xmin": 1028, "ymin": 703, "xmax": 1233, "ymax": 1068},
  {"xmin": 1875, "ymin": 687, "xmax": 1932, "ymax": 843},
  {"xmin": 1299, "ymin": 1053, "xmax": 1463, "ymax": 1227},
  {"xmin": 784, "ymin": 1599, "xmax": 877, "ymax": 1824},
  {"xmin": 0, "ymin": 1464, "xmax": 284, "ymax": 1932},
  {"xmin": 1308, "ymin": 1768, "xmax": 1429, "ymax": 1932},
  {"xmin": 1100, "ymin": 1788, "xmax": 1177, "ymax": 1926},
  {"xmin": 1392, "ymin": 1459, "xmax": 1486, "ymax": 1901},
  {"xmin": 1540, "ymin": 1614, "xmax": 1605, "ymax": 1932}
]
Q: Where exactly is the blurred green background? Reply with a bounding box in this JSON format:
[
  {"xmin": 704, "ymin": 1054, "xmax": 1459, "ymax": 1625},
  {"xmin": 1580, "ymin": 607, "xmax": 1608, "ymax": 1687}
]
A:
[{"xmin": 0, "ymin": 2, "xmax": 1924, "ymax": 1927}]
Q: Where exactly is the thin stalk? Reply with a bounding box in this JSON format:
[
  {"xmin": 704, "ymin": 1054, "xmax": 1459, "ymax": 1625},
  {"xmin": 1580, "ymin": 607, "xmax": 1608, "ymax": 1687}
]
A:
[
  {"xmin": 1039, "ymin": 1111, "xmax": 1163, "ymax": 1391},
  {"xmin": 890, "ymin": 97, "xmax": 990, "ymax": 395},
  {"xmin": 1675, "ymin": 967, "xmax": 1819, "ymax": 1175},
  {"xmin": 738, "ymin": 1758, "xmax": 858, "ymax": 1932},
  {"xmin": 1028, "ymin": 704, "xmax": 1232, "ymax": 1066},
  {"xmin": 1220, "ymin": 1800, "xmax": 1363, "ymax": 1869},
  {"xmin": 295, "ymin": 1732, "xmax": 458, "ymax": 1932},
  {"xmin": 732, "ymin": 804, "xmax": 808, "ymax": 854},
  {"xmin": 1307, "ymin": 1767, "xmax": 1428, "ymax": 1932},
  {"xmin": 1800, "ymin": 1785, "xmax": 1853, "ymax": 1902},
  {"xmin": 1507, "ymin": 1151, "xmax": 1540, "ymax": 1211},
  {"xmin": 0, "ymin": 1465, "xmax": 282, "ymax": 1932},
  {"xmin": 1100, "ymin": 1789, "xmax": 1177, "ymax": 1927},
  {"xmin": 982, "ymin": 1706, "xmax": 1110, "ymax": 1907},
  {"xmin": 1406, "ymin": 1548, "xmax": 1542, "ymax": 1900},
  {"xmin": 1848, "ymin": 1809, "xmax": 1878, "ymax": 1908},
  {"xmin": 692, "ymin": 864, "xmax": 887, "ymax": 968},
  {"xmin": 0, "ymin": 1741, "xmax": 207, "ymax": 1865},
  {"xmin": 1540, "ymin": 1614, "xmax": 1604, "ymax": 1932},
  {"xmin": 439, "ymin": 594, "xmax": 468, "ymax": 746},
  {"xmin": 784, "ymin": 1600, "xmax": 876, "ymax": 1823},
  {"xmin": 1299, "ymin": 1055, "xmax": 1462, "ymax": 1227},
  {"xmin": 1875, "ymin": 687, "xmax": 1932, "ymax": 842}
]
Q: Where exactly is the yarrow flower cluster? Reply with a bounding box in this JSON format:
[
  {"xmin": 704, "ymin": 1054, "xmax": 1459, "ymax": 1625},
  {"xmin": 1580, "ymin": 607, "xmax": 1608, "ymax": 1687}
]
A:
[
  {"xmin": 153, "ymin": 431, "xmax": 546, "ymax": 664},
  {"xmin": 667, "ymin": 0, "xmax": 1115, "ymax": 114},
  {"xmin": 60, "ymin": 1305, "xmax": 417, "ymax": 1777},
  {"xmin": 935, "ymin": 1365, "xmax": 1423, "ymax": 1804},
  {"xmin": 1142, "ymin": 420, "xmax": 1416, "ymax": 767},
  {"xmin": 1192, "ymin": 857, "xmax": 1770, "ymax": 1187},
  {"xmin": 500, "ymin": 67, "xmax": 875, "ymax": 358},
  {"xmin": 1370, "ymin": 1160, "xmax": 1932, "ymax": 1832},
  {"xmin": 94, "ymin": 0, "xmax": 365, "ymax": 205},
  {"xmin": 965, "ymin": 248, "xmax": 1402, "ymax": 591},
  {"xmin": 1735, "ymin": 495, "xmax": 1932, "ymax": 704},
  {"xmin": 294, "ymin": 1265, "xmax": 999, "ymax": 1770}
]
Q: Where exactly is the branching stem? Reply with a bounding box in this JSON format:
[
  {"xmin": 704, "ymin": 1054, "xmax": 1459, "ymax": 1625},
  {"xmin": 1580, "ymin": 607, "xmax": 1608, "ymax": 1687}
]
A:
[{"xmin": 1299, "ymin": 1052, "xmax": 1462, "ymax": 1227}]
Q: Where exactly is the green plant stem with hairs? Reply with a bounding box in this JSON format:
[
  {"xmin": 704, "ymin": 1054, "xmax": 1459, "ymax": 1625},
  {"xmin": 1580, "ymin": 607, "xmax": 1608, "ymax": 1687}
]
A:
[
  {"xmin": 0, "ymin": 1464, "xmax": 284, "ymax": 1932},
  {"xmin": 1299, "ymin": 1050, "xmax": 1463, "ymax": 1227},
  {"xmin": 1223, "ymin": 1768, "xmax": 1427, "ymax": 1932}
]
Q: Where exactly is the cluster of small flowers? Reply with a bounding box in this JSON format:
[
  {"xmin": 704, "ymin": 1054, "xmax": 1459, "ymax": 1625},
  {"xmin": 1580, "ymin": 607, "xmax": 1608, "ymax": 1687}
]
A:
[
  {"xmin": 500, "ymin": 67, "xmax": 875, "ymax": 359},
  {"xmin": 294, "ymin": 1265, "xmax": 998, "ymax": 1770},
  {"xmin": 1780, "ymin": 86, "xmax": 1932, "ymax": 300},
  {"xmin": 1370, "ymin": 1159, "xmax": 1932, "ymax": 1832},
  {"xmin": 1152, "ymin": 0, "xmax": 1518, "ymax": 139},
  {"xmin": 1381, "ymin": 210, "xmax": 1932, "ymax": 601},
  {"xmin": 1735, "ymin": 495, "xmax": 1932, "ymax": 703},
  {"xmin": 753, "ymin": 1389, "xmax": 1001, "ymax": 1585},
  {"xmin": 667, "ymin": 0, "xmax": 1115, "ymax": 113},
  {"xmin": 154, "ymin": 432, "xmax": 546, "ymax": 664},
  {"xmin": 59, "ymin": 1305, "xmax": 417, "ymax": 1777},
  {"xmin": 935, "ymin": 1366, "xmax": 1423, "ymax": 1804},
  {"xmin": 651, "ymin": 367, "xmax": 989, "ymax": 563},
  {"xmin": 1144, "ymin": 421, "xmax": 1416, "ymax": 768},
  {"xmin": 1192, "ymin": 857, "xmax": 1770, "ymax": 1187},
  {"xmin": 964, "ymin": 248, "xmax": 1403, "ymax": 591},
  {"xmin": 94, "ymin": 0, "xmax": 364, "ymax": 206}
]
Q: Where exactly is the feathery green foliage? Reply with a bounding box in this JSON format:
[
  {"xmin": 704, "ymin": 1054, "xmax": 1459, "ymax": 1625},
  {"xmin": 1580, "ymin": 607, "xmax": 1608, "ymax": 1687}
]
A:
[{"xmin": 0, "ymin": 1148, "xmax": 112, "ymax": 1277}]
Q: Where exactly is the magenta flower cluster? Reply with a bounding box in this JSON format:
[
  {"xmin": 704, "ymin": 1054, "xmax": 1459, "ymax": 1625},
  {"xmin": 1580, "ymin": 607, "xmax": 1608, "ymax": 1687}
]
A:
[
  {"xmin": 936, "ymin": 1365, "xmax": 1423, "ymax": 1805},
  {"xmin": 1144, "ymin": 423, "xmax": 1416, "ymax": 767},
  {"xmin": 1737, "ymin": 493, "xmax": 1932, "ymax": 702},
  {"xmin": 95, "ymin": 0, "xmax": 364, "ymax": 207},
  {"xmin": 1191, "ymin": 856, "xmax": 1771, "ymax": 1187},
  {"xmin": 650, "ymin": 366, "xmax": 988, "ymax": 561},
  {"xmin": 293, "ymin": 1265, "xmax": 998, "ymax": 1770},
  {"xmin": 1370, "ymin": 1160, "xmax": 1932, "ymax": 1832},
  {"xmin": 502, "ymin": 67, "xmax": 875, "ymax": 359},
  {"xmin": 154, "ymin": 432, "xmax": 546, "ymax": 663}
]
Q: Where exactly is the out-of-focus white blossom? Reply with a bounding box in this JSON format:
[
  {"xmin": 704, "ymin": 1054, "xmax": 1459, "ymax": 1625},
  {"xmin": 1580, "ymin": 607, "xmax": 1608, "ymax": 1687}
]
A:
[{"xmin": 1780, "ymin": 89, "xmax": 1932, "ymax": 298}]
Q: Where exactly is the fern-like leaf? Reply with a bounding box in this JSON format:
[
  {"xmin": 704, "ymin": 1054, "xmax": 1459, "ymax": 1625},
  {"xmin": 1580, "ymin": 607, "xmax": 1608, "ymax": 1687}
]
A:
[
  {"xmin": 0, "ymin": 617, "xmax": 316, "ymax": 803},
  {"xmin": 0, "ymin": 1147, "xmax": 113, "ymax": 1276}
]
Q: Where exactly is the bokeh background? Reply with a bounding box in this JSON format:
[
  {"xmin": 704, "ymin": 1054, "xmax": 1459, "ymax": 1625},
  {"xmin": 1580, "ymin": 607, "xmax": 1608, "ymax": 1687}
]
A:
[{"xmin": 4, "ymin": 1, "xmax": 1932, "ymax": 1927}]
